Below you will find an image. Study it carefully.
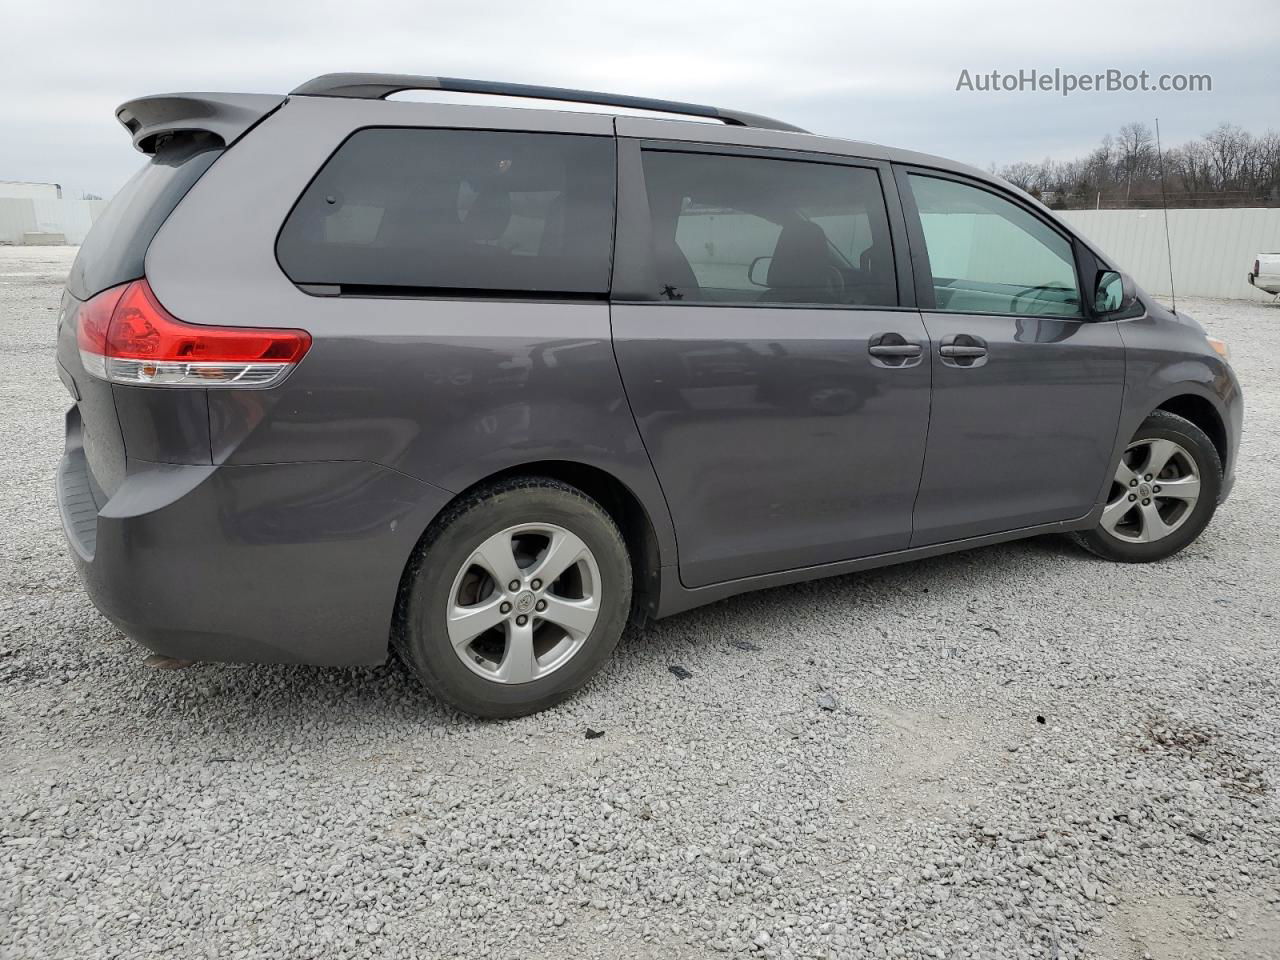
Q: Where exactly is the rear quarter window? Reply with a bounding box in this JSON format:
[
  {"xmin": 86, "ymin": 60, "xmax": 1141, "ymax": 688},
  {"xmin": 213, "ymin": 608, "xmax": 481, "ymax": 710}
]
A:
[
  {"xmin": 275, "ymin": 128, "xmax": 616, "ymax": 296},
  {"xmin": 66, "ymin": 134, "xmax": 222, "ymax": 300}
]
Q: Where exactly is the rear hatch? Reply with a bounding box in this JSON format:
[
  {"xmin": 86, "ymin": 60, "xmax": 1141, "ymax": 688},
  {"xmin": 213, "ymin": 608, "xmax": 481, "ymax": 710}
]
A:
[
  {"xmin": 57, "ymin": 90, "xmax": 284, "ymax": 515},
  {"xmin": 57, "ymin": 132, "xmax": 224, "ymax": 504}
]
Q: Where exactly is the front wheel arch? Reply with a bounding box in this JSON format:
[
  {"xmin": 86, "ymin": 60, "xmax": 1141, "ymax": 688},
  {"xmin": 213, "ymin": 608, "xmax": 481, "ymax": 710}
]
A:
[
  {"xmin": 1074, "ymin": 409, "xmax": 1223, "ymax": 562},
  {"xmin": 1155, "ymin": 393, "xmax": 1229, "ymax": 476}
]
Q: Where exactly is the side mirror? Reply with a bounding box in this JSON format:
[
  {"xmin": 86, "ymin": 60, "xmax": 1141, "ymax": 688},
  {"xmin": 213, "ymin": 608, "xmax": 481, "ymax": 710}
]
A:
[
  {"xmin": 748, "ymin": 255, "xmax": 773, "ymax": 287},
  {"xmin": 1094, "ymin": 270, "xmax": 1138, "ymax": 316}
]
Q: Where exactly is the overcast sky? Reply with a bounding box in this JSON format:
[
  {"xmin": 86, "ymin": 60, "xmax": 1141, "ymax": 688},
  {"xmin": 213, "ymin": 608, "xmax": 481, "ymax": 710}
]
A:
[{"xmin": 2, "ymin": 0, "xmax": 1276, "ymax": 198}]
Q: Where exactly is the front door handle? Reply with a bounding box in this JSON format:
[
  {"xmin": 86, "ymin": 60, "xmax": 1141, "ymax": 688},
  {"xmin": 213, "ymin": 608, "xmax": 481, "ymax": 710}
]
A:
[
  {"xmin": 868, "ymin": 333, "xmax": 924, "ymax": 368},
  {"xmin": 939, "ymin": 334, "xmax": 988, "ymax": 368}
]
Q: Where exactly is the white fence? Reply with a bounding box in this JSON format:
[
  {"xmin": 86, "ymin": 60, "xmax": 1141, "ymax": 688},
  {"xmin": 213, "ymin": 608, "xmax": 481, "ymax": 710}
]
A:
[
  {"xmin": 0, "ymin": 198, "xmax": 107, "ymax": 245},
  {"xmin": 1061, "ymin": 207, "xmax": 1280, "ymax": 302}
]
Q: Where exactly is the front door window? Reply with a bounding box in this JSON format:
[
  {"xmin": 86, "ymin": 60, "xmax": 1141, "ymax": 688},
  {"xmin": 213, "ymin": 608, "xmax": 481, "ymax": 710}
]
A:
[{"xmin": 909, "ymin": 174, "xmax": 1082, "ymax": 318}]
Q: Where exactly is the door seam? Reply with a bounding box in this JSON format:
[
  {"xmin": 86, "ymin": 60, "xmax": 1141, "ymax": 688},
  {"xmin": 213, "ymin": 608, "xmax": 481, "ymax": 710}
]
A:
[
  {"xmin": 606, "ymin": 302, "xmax": 685, "ymax": 580},
  {"xmin": 906, "ymin": 309, "xmax": 936, "ymax": 549}
]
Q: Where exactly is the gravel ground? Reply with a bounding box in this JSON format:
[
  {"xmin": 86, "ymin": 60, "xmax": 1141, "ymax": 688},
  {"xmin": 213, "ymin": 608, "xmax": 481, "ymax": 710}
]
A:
[{"xmin": 2, "ymin": 245, "xmax": 1278, "ymax": 960}]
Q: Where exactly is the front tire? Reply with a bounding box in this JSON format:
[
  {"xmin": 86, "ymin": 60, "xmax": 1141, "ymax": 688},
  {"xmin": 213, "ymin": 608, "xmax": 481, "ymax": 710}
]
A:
[
  {"xmin": 1073, "ymin": 410, "xmax": 1222, "ymax": 563},
  {"xmin": 395, "ymin": 477, "xmax": 631, "ymax": 718}
]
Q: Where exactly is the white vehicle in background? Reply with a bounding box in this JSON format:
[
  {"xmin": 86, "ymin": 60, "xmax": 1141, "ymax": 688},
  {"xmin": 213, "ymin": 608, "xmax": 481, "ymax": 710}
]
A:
[{"xmin": 1250, "ymin": 254, "xmax": 1280, "ymax": 296}]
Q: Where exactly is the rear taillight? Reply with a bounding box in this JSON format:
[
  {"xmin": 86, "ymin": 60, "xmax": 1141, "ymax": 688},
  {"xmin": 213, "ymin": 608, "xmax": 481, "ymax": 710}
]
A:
[
  {"xmin": 76, "ymin": 279, "xmax": 311, "ymax": 388},
  {"xmin": 1255, "ymin": 260, "xmax": 1262, "ymax": 276}
]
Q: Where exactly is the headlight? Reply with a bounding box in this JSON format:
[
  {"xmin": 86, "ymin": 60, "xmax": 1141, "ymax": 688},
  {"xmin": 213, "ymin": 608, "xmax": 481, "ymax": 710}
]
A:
[{"xmin": 1206, "ymin": 337, "xmax": 1231, "ymax": 363}]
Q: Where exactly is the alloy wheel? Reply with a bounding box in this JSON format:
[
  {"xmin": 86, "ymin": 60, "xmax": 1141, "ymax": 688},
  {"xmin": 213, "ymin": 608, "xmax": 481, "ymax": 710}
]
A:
[
  {"xmin": 445, "ymin": 523, "xmax": 601, "ymax": 684},
  {"xmin": 1100, "ymin": 437, "xmax": 1202, "ymax": 543}
]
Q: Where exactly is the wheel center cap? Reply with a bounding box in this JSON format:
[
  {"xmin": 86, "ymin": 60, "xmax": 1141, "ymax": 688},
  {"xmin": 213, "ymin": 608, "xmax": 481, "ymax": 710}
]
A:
[
  {"xmin": 1138, "ymin": 483, "xmax": 1153, "ymax": 498},
  {"xmin": 515, "ymin": 591, "xmax": 536, "ymax": 614}
]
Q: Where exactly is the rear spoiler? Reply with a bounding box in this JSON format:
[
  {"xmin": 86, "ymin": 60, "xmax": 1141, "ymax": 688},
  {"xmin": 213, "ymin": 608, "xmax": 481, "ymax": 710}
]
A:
[{"xmin": 116, "ymin": 93, "xmax": 285, "ymax": 154}]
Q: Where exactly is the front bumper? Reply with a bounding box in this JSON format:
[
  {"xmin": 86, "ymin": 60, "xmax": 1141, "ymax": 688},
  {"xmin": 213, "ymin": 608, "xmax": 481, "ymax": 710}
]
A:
[
  {"xmin": 58, "ymin": 407, "xmax": 451, "ymax": 665},
  {"xmin": 1219, "ymin": 364, "xmax": 1243, "ymax": 504}
]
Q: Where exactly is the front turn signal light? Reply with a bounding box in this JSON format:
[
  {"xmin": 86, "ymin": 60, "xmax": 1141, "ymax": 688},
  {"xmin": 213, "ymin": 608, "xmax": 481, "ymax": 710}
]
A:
[{"xmin": 1206, "ymin": 337, "xmax": 1231, "ymax": 363}]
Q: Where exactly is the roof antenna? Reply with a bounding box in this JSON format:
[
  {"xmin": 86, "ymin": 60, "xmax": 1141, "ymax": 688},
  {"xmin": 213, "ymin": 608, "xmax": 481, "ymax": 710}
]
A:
[{"xmin": 1155, "ymin": 118, "xmax": 1176, "ymax": 314}]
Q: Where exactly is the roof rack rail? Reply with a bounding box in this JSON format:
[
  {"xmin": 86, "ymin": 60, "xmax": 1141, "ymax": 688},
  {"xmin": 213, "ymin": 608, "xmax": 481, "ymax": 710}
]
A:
[{"xmin": 290, "ymin": 73, "xmax": 808, "ymax": 134}]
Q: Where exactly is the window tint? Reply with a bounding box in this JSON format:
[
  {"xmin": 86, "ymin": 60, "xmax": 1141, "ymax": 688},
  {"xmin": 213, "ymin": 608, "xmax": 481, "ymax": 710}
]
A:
[
  {"xmin": 908, "ymin": 174, "xmax": 1082, "ymax": 317},
  {"xmin": 277, "ymin": 129, "xmax": 616, "ymax": 295},
  {"xmin": 641, "ymin": 150, "xmax": 897, "ymax": 306},
  {"xmin": 67, "ymin": 133, "xmax": 222, "ymax": 301}
]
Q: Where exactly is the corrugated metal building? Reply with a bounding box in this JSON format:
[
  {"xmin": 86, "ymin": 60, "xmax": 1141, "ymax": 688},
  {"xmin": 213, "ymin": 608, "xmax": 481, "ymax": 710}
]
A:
[
  {"xmin": 1063, "ymin": 208, "xmax": 1280, "ymax": 302},
  {"xmin": 0, "ymin": 198, "xmax": 107, "ymax": 245},
  {"xmin": 0, "ymin": 180, "xmax": 63, "ymax": 200}
]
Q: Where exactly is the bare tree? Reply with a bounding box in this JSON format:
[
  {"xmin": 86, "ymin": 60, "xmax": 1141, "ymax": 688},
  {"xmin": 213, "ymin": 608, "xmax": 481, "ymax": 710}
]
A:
[
  {"xmin": 1115, "ymin": 122, "xmax": 1154, "ymax": 201},
  {"xmin": 1203, "ymin": 123, "xmax": 1252, "ymax": 190},
  {"xmin": 1255, "ymin": 131, "xmax": 1280, "ymax": 200},
  {"xmin": 999, "ymin": 161, "xmax": 1041, "ymax": 193},
  {"xmin": 1168, "ymin": 140, "xmax": 1215, "ymax": 195},
  {"xmin": 998, "ymin": 122, "xmax": 1280, "ymax": 208}
]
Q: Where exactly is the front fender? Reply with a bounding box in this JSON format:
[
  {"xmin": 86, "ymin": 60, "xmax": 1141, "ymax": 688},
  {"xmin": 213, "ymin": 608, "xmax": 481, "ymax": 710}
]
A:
[{"xmin": 1106, "ymin": 311, "xmax": 1243, "ymax": 504}]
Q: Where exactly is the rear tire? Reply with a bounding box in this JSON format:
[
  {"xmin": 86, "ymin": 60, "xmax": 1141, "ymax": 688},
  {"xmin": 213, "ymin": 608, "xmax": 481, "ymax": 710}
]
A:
[
  {"xmin": 395, "ymin": 477, "xmax": 631, "ymax": 718},
  {"xmin": 1072, "ymin": 410, "xmax": 1222, "ymax": 563}
]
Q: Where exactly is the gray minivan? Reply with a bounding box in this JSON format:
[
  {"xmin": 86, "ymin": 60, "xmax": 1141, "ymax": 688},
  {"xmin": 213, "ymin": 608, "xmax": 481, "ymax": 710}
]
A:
[{"xmin": 56, "ymin": 73, "xmax": 1242, "ymax": 717}]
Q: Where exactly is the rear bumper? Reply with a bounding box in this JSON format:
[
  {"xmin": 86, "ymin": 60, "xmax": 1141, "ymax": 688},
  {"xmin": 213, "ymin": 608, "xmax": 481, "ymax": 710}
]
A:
[
  {"xmin": 58, "ymin": 407, "xmax": 451, "ymax": 665},
  {"xmin": 1250, "ymin": 272, "xmax": 1280, "ymax": 294}
]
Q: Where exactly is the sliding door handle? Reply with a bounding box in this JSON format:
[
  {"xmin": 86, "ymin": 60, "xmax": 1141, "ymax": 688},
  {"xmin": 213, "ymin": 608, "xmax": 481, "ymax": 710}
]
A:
[
  {"xmin": 869, "ymin": 343, "xmax": 923, "ymax": 358},
  {"xmin": 868, "ymin": 333, "xmax": 925, "ymax": 368}
]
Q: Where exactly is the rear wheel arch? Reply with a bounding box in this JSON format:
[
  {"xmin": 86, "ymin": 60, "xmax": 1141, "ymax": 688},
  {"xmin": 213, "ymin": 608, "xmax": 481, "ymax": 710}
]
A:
[{"xmin": 393, "ymin": 460, "xmax": 664, "ymax": 638}]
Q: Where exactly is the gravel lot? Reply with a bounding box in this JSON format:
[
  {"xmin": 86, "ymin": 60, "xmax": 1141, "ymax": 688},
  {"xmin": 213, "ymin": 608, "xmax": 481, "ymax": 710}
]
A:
[{"xmin": 2, "ymin": 245, "xmax": 1278, "ymax": 960}]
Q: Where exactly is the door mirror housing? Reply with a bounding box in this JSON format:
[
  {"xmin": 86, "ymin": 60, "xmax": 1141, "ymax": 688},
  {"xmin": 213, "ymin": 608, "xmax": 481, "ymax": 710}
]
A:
[{"xmin": 1094, "ymin": 270, "xmax": 1139, "ymax": 317}]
